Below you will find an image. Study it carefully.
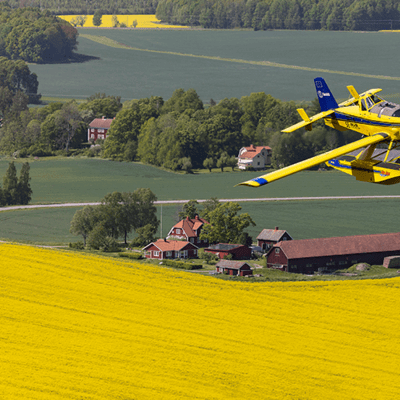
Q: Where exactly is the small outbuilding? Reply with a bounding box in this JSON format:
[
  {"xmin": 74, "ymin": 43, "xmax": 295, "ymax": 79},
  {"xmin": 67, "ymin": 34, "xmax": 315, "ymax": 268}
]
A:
[
  {"xmin": 204, "ymin": 243, "xmax": 251, "ymax": 260},
  {"xmin": 216, "ymin": 260, "xmax": 253, "ymax": 276},
  {"xmin": 257, "ymin": 227, "xmax": 292, "ymax": 251}
]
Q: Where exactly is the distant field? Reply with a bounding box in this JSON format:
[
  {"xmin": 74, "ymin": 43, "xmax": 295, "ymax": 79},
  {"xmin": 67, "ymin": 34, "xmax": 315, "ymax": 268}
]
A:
[
  {"xmin": 2, "ymin": 244, "xmax": 400, "ymax": 399},
  {"xmin": 28, "ymin": 29, "xmax": 400, "ymax": 103},
  {"xmin": 58, "ymin": 14, "xmax": 187, "ymax": 29},
  {"xmin": 1, "ymin": 158, "xmax": 400, "ymax": 244}
]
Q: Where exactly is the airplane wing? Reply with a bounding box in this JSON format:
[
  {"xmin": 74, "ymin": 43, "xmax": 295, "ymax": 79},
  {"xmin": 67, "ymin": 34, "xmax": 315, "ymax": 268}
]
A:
[
  {"xmin": 282, "ymin": 109, "xmax": 335, "ymax": 133},
  {"xmin": 237, "ymin": 132, "xmax": 389, "ymax": 187}
]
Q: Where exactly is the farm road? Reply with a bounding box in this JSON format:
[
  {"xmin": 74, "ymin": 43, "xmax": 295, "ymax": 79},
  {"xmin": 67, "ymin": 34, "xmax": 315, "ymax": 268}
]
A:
[{"xmin": 2, "ymin": 195, "xmax": 400, "ymax": 212}]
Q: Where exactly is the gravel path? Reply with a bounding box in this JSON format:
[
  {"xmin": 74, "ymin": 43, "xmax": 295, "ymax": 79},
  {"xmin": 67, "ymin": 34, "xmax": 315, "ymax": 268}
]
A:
[{"xmin": 2, "ymin": 195, "xmax": 400, "ymax": 212}]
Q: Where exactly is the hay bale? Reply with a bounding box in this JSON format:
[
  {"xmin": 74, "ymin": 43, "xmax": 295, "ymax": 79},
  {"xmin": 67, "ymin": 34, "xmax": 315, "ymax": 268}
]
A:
[{"xmin": 355, "ymin": 263, "xmax": 370, "ymax": 271}]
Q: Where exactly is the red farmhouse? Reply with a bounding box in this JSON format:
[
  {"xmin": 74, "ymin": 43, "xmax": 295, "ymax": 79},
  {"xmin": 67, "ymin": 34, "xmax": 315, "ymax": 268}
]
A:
[
  {"xmin": 167, "ymin": 215, "xmax": 209, "ymax": 247},
  {"xmin": 205, "ymin": 243, "xmax": 251, "ymax": 260},
  {"xmin": 143, "ymin": 239, "xmax": 198, "ymax": 260},
  {"xmin": 216, "ymin": 260, "xmax": 253, "ymax": 276},
  {"xmin": 88, "ymin": 116, "xmax": 114, "ymax": 141},
  {"xmin": 267, "ymin": 232, "xmax": 400, "ymax": 274}
]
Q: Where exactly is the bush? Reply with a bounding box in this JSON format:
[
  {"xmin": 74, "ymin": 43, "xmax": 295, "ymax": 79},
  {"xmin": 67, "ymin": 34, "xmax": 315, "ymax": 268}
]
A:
[
  {"xmin": 198, "ymin": 248, "xmax": 218, "ymax": 262},
  {"xmin": 162, "ymin": 259, "xmax": 202, "ymax": 270},
  {"xmin": 119, "ymin": 252, "xmax": 143, "ymax": 260},
  {"xmin": 69, "ymin": 241, "xmax": 85, "ymax": 249}
]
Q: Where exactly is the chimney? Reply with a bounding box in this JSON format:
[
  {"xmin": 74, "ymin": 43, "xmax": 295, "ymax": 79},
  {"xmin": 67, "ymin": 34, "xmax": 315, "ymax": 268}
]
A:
[
  {"xmin": 195, "ymin": 215, "xmax": 199, "ymax": 220},
  {"xmin": 164, "ymin": 238, "xmax": 167, "ymax": 242},
  {"xmin": 275, "ymin": 226, "xmax": 279, "ymax": 230}
]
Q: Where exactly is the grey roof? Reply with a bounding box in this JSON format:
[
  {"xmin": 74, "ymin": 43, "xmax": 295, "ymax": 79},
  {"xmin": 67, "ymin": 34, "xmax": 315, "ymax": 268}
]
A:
[
  {"xmin": 257, "ymin": 229, "xmax": 291, "ymax": 241},
  {"xmin": 207, "ymin": 243, "xmax": 243, "ymax": 251},
  {"xmin": 216, "ymin": 260, "xmax": 251, "ymax": 270}
]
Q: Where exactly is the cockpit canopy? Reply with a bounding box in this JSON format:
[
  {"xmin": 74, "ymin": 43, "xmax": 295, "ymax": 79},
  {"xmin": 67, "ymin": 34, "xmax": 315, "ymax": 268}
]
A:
[{"xmin": 365, "ymin": 95, "xmax": 400, "ymax": 117}]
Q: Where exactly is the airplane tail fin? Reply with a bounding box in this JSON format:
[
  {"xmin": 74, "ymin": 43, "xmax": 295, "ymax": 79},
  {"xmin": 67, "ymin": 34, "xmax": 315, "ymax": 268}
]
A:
[{"xmin": 314, "ymin": 77, "xmax": 338, "ymax": 112}]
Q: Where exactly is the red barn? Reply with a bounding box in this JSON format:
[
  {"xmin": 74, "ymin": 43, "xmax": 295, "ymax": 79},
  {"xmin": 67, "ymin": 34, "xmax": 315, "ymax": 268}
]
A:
[
  {"xmin": 88, "ymin": 116, "xmax": 114, "ymax": 141},
  {"xmin": 142, "ymin": 239, "xmax": 198, "ymax": 260},
  {"xmin": 205, "ymin": 243, "xmax": 251, "ymax": 260},
  {"xmin": 216, "ymin": 260, "xmax": 253, "ymax": 276},
  {"xmin": 266, "ymin": 232, "xmax": 400, "ymax": 274},
  {"xmin": 167, "ymin": 215, "xmax": 209, "ymax": 247}
]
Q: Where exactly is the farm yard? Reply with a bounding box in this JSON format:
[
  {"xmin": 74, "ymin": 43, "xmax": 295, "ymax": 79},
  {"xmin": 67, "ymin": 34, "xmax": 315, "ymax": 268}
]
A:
[
  {"xmin": 29, "ymin": 29, "xmax": 400, "ymax": 104},
  {"xmin": 1, "ymin": 244, "xmax": 400, "ymax": 399}
]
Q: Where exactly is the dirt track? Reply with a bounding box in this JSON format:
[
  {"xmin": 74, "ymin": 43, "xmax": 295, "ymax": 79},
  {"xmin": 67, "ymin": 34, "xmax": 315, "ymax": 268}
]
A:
[{"xmin": 2, "ymin": 195, "xmax": 400, "ymax": 212}]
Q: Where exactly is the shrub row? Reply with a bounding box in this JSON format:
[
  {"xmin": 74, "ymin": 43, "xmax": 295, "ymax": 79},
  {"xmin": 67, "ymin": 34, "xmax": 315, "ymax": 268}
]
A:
[
  {"xmin": 162, "ymin": 260, "xmax": 202, "ymax": 270},
  {"xmin": 119, "ymin": 252, "xmax": 143, "ymax": 260}
]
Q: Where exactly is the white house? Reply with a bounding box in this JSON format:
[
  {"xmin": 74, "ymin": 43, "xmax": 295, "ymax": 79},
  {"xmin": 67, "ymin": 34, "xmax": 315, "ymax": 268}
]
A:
[{"xmin": 237, "ymin": 145, "xmax": 272, "ymax": 170}]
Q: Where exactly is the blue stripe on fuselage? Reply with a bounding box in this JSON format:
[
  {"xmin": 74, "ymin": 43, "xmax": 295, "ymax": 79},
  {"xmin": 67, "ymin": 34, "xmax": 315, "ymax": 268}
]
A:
[{"xmin": 332, "ymin": 112, "xmax": 396, "ymax": 127}]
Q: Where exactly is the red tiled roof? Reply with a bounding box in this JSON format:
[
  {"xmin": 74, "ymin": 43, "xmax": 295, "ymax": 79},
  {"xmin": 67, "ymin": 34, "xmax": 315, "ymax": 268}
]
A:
[
  {"xmin": 169, "ymin": 216, "xmax": 208, "ymax": 238},
  {"xmin": 239, "ymin": 145, "xmax": 271, "ymax": 160},
  {"xmin": 274, "ymin": 232, "xmax": 400, "ymax": 259},
  {"xmin": 143, "ymin": 239, "xmax": 197, "ymax": 252},
  {"xmin": 89, "ymin": 117, "xmax": 114, "ymax": 129}
]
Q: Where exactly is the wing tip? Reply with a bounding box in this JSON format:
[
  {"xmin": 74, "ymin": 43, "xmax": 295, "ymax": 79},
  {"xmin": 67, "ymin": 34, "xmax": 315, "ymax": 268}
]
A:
[{"xmin": 236, "ymin": 177, "xmax": 268, "ymax": 187}]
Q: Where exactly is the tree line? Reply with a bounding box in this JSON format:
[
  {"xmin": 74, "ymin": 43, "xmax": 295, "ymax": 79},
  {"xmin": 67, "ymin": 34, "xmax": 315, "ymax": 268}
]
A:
[
  {"xmin": 0, "ymin": 161, "xmax": 32, "ymax": 206},
  {"xmin": 0, "ymin": 92, "xmax": 122, "ymax": 156},
  {"xmin": 70, "ymin": 188, "xmax": 159, "ymax": 251},
  {"xmin": 156, "ymin": 0, "xmax": 400, "ymax": 31},
  {"xmin": 5, "ymin": 0, "xmax": 159, "ymax": 15},
  {"xmin": 0, "ymin": 2, "xmax": 78, "ymax": 63},
  {"xmin": 0, "ymin": 85, "xmax": 360, "ymax": 172}
]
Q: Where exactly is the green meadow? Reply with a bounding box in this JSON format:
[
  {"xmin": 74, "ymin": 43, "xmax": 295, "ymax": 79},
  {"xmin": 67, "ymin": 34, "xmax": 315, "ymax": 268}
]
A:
[
  {"xmin": 1, "ymin": 158, "xmax": 400, "ymax": 244},
  {"xmin": 29, "ymin": 29, "xmax": 400, "ymax": 104}
]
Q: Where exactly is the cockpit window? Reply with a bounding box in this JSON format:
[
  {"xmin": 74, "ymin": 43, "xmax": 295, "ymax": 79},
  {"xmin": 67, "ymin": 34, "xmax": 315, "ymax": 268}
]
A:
[
  {"xmin": 366, "ymin": 97, "xmax": 374, "ymax": 109},
  {"xmin": 361, "ymin": 99, "xmax": 367, "ymax": 111},
  {"xmin": 370, "ymin": 94, "xmax": 382, "ymax": 104}
]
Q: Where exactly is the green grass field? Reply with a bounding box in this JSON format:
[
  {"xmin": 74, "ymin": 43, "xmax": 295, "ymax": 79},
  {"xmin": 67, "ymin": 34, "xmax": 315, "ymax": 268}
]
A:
[
  {"xmin": 28, "ymin": 29, "xmax": 400, "ymax": 104},
  {"xmin": 1, "ymin": 157, "xmax": 400, "ymax": 244},
  {"xmin": 2, "ymin": 157, "xmax": 400, "ymax": 204}
]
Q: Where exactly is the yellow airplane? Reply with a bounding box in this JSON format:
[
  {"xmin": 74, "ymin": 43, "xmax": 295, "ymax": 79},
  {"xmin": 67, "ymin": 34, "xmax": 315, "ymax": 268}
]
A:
[{"xmin": 238, "ymin": 77, "xmax": 400, "ymax": 187}]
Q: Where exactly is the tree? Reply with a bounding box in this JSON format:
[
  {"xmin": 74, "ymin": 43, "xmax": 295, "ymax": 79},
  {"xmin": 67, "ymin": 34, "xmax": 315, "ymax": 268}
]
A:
[
  {"xmin": 112, "ymin": 15, "xmax": 120, "ymax": 27},
  {"xmin": 17, "ymin": 162, "xmax": 32, "ymax": 205},
  {"xmin": 131, "ymin": 224, "xmax": 157, "ymax": 247},
  {"xmin": 133, "ymin": 188, "xmax": 159, "ymax": 232},
  {"xmin": 199, "ymin": 197, "xmax": 219, "ymax": 221},
  {"xmin": 178, "ymin": 199, "xmax": 200, "ymax": 220},
  {"xmin": 199, "ymin": 202, "xmax": 255, "ymax": 244},
  {"xmin": 216, "ymin": 151, "xmax": 229, "ymax": 172},
  {"xmin": 93, "ymin": 10, "xmax": 102, "ymax": 27},
  {"xmin": 203, "ymin": 157, "xmax": 214, "ymax": 172},
  {"xmin": 70, "ymin": 205, "xmax": 100, "ymax": 246},
  {"xmin": 131, "ymin": 19, "xmax": 138, "ymax": 28},
  {"xmin": 3, "ymin": 161, "xmax": 18, "ymax": 205}
]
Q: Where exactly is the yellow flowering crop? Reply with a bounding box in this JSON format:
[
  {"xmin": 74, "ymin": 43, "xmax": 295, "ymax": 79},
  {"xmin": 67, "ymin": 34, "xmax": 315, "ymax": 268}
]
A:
[
  {"xmin": 1, "ymin": 243, "xmax": 399, "ymax": 399},
  {"xmin": 58, "ymin": 14, "xmax": 187, "ymax": 29}
]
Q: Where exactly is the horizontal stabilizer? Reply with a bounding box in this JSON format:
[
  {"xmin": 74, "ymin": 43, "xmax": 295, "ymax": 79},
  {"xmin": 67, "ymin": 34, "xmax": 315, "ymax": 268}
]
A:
[
  {"xmin": 282, "ymin": 109, "xmax": 335, "ymax": 133},
  {"xmin": 237, "ymin": 132, "xmax": 389, "ymax": 187}
]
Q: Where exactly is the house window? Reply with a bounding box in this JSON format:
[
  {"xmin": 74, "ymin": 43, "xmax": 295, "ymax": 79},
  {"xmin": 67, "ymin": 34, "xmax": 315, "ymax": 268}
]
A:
[
  {"xmin": 339, "ymin": 260, "xmax": 347, "ymax": 265},
  {"xmin": 326, "ymin": 261, "xmax": 335, "ymax": 266},
  {"xmin": 257, "ymin": 162, "xmax": 260, "ymax": 166},
  {"xmin": 190, "ymin": 238, "xmax": 194, "ymax": 243},
  {"xmin": 166, "ymin": 251, "xmax": 172, "ymax": 258},
  {"xmin": 193, "ymin": 249, "xmax": 197, "ymax": 255},
  {"xmin": 181, "ymin": 250, "xmax": 188, "ymax": 258},
  {"xmin": 153, "ymin": 251, "xmax": 159, "ymax": 257},
  {"xmin": 176, "ymin": 229, "xmax": 181, "ymax": 234},
  {"xmin": 91, "ymin": 128, "xmax": 94, "ymax": 132},
  {"xmin": 99, "ymin": 129, "xmax": 104, "ymax": 133},
  {"xmin": 275, "ymin": 248, "xmax": 280, "ymax": 254},
  {"xmin": 90, "ymin": 134, "xmax": 95, "ymax": 139}
]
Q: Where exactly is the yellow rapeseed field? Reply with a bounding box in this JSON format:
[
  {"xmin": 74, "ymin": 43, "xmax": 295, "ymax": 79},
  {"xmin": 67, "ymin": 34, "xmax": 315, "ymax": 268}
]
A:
[
  {"xmin": 58, "ymin": 14, "xmax": 187, "ymax": 29},
  {"xmin": 1, "ymin": 243, "xmax": 400, "ymax": 399}
]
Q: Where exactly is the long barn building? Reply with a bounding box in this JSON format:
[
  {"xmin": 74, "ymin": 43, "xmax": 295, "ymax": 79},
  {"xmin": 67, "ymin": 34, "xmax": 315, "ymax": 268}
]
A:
[{"xmin": 267, "ymin": 232, "xmax": 400, "ymax": 274}]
